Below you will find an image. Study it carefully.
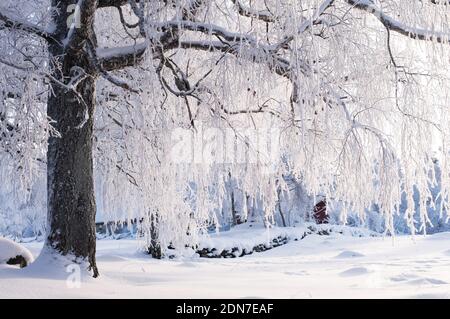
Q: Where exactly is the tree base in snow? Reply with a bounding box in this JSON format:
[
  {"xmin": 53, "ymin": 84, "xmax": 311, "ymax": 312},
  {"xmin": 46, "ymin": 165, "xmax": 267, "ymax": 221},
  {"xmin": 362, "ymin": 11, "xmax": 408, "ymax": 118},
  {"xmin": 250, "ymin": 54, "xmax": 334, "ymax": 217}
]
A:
[{"xmin": 17, "ymin": 245, "xmax": 99, "ymax": 281}]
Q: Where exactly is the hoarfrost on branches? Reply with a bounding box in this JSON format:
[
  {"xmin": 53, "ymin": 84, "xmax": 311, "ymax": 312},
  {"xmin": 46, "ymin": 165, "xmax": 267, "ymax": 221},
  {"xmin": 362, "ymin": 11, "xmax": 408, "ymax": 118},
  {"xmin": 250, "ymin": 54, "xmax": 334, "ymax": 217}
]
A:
[{"xmin": 1, "ymin": 0, "xmax": 450, "ymax": 253}]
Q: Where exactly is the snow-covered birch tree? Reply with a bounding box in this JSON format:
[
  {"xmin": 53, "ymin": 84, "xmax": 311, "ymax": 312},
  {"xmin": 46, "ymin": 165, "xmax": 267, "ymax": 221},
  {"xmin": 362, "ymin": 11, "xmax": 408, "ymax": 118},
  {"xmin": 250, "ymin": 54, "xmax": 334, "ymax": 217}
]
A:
[{"xmin": 1, "ymin": 0, "xmax": 449, "ymax": 276}]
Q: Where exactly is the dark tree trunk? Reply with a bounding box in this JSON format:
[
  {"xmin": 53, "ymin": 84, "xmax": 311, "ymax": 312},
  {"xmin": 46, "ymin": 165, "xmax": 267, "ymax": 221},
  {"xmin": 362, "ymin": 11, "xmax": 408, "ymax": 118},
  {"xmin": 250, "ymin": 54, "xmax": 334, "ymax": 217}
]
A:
[
  {"xmin": 45, "ymin": 2, "xmax": 99, "ymax": 276},
  {"xmin": 231, "ymin": 191, "xmax": 238, "ymax": 226},
  {"xmin": 277, "ymin": 188, "xmax": 287, "ymax": 227},
  {"xmin": 148, "ymin": 213, "xmax": 162, "ymax": 259}
]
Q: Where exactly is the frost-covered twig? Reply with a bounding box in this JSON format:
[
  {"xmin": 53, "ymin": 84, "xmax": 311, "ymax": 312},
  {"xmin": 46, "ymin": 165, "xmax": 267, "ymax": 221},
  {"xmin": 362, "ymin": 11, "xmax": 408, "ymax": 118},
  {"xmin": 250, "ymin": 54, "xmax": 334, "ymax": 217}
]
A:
[{"xmin": 347, "ymin": 0, "xmax": 450, "ymax": 43}]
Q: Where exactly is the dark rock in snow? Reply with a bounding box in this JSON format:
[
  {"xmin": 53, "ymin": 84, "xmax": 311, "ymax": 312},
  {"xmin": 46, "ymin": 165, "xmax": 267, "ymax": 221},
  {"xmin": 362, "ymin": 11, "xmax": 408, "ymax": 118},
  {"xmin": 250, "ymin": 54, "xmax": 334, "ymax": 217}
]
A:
[
  {"xmin": 0, "ymin": 237, "xmax": 34, "ymax": 268},
  {"xmin": 7, "ymin": 255, "xmax": 28, "ymax": 268}
]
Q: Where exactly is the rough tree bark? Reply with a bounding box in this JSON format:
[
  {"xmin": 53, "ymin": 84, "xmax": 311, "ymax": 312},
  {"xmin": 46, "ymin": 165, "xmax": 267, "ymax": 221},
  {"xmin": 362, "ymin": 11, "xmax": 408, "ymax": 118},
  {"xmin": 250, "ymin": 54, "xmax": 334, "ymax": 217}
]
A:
[
  {"xmin": 46, "ymin": 1, "xmax": 99, "ymax": 276},
  {"xmin": 231, "ymin": 191, "xmax": 238, "ymax": 226},
  {"xmin": 47, "ymin": 74, "xmax": 99, "ymax": 276},
  {"xmin": 148, "ymin": 213, "xmax": 162, "ymax": 259}
]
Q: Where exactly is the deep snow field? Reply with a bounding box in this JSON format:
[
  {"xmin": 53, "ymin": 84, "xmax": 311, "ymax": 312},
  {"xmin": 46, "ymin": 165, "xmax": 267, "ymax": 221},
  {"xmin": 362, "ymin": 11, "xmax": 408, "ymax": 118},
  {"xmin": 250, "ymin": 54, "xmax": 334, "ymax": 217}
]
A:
[{"xmin": 1, "ymin": 225, "xmax": 450, "ymax": 299}]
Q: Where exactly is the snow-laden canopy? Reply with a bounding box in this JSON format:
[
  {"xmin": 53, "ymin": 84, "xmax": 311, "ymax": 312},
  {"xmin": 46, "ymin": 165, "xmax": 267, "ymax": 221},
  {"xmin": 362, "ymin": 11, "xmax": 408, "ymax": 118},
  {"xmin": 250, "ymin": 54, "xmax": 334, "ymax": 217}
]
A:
[{"xmin": 0, "ymin": 0, "xmax": 449, "ymax": 251}]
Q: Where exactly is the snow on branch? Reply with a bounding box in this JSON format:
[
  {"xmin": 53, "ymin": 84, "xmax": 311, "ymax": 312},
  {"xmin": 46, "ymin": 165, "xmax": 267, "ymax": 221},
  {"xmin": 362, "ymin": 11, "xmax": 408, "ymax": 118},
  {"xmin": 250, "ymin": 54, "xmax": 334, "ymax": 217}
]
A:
[
  {"xmin": 231, "ymin": 0, "xmax": 277, "ymax": 23},
  {"xmin": 156, "ymin": 20, "xmax": 259, "ymax": 44},
  {"xmin": 430, "ymin": 0, "xmax": 450, "ymax": 4},
  {"xmin": 347, "ymin": 0, "xmax": 450, "ymax": 43},
  {"xmin": 97, "ymin": 41, "xmax": 148, "ymax": 71},
  {"xmin": 178, "ymin": 40, "xmax": 293, "ymax": 79},
  {"xmin": 274, "ymin": 0, "xmax": 335, "ymax": 50}
]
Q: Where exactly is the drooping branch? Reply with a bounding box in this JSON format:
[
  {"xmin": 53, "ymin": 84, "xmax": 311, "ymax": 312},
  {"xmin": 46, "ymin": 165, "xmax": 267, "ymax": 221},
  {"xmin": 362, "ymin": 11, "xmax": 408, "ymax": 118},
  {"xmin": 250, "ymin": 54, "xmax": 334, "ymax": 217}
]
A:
[
  {"xmin": 347, "ymin": 0, "xmax": 450, "ymax": 44},
  {"xmin": 274, "ymin": 0, "xmax": 335, "ymax": 50},
  {"xmin": 0, "ymin": 10, "xmax": 56, "ymax": 43},
  {"xmin": 116, "ymin": 5, "xmax": 139, "ymax": 30},
  {"xmin": 0, "ymin": 57, "xmax": 32, "ymax": 72},
  {"xmin": 0, "ymin": 57, "xmax": 91, "ymax": 94},
  {"xmin": 182, "ymin": 0, "xmax": 204, "ymax": 20}
]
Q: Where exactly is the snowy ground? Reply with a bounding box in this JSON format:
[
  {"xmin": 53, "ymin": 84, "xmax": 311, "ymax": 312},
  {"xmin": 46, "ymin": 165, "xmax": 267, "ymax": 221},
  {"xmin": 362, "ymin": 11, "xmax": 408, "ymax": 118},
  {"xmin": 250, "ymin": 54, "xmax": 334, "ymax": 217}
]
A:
[{"xmin": 1, "ymin": 227, "xmax": 450, "ymax": 298}]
